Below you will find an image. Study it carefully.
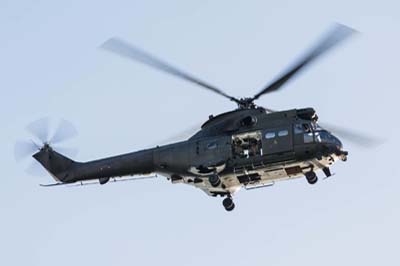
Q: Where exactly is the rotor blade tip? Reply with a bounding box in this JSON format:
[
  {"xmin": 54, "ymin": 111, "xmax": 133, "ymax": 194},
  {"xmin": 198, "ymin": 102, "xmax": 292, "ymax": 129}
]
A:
[
  {"xmin": 332, "ymin": 22, "xmax": 359, "ymax": 36},
  {"xmin": 100, "ymin": 37, "xmax": 119, "ymax": 50}
]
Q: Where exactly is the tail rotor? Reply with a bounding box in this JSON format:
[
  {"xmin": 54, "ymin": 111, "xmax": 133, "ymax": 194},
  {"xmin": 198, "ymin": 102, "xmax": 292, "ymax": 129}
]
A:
[{"xmin": 14, "ymin": 118, "xmax": 79, "ymax": 176}]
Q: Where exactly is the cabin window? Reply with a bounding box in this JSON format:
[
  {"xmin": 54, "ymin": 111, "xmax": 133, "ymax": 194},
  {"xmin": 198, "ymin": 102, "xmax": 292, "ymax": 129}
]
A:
[
  {"xmin": 278, "ymin": 129, "xmax": 289, "ymax": 137},
  {"xmin": 265, "ymin": 132, "xmax": 276, "ymax": 139},
  {"xmin": 207, "ymin": 142, "xmax": 217, "ymax": 150}
]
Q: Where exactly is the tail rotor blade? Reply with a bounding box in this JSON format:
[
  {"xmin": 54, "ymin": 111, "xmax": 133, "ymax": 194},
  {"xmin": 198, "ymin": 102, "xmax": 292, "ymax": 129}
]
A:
[
  {"xmin": 14, "ymin": 141, "xmax": 39, "ymax": 162},
  {"xmin": 50, "ymin": 119, "xmax": 78, "ymax": 144},
  {"xmin": 26, "ymin": 117, "xmax": 50, "ymax": 143}
]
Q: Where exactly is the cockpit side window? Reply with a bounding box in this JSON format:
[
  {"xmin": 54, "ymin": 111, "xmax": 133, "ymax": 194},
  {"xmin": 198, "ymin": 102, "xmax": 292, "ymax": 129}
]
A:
[
  {"xmin": 298, "ymin": 123, "xmax": 313, "ymax": 143},
  {"xmin": 303, "ymin": 123, "xmax": 312, "ymax": 133}
]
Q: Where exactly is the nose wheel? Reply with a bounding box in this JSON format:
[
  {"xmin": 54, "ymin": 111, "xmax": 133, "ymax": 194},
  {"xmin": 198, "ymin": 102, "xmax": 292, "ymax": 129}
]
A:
[{"xmin": 222, "ymin": 196, "xmax": 235, "ymax": 211}]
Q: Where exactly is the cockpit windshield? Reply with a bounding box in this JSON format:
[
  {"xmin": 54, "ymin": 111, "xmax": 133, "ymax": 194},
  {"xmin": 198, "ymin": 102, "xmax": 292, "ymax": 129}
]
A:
[
  {"xmin": 311, "ymin": 122, "xmax": 323, "ymax": 131},
  {"xmin": 315, "ymin": 130, "xmax": 342, "ymax": 147}
]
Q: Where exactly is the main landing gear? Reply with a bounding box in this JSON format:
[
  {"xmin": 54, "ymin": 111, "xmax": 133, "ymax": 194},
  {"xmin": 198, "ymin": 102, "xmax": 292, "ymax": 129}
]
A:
[
  {"xmin": 208, "ymin": 174, "xmax": 221, "ymax": 187},
  {"xmin": 305, "ymin": 171, "xmax": 318, "ymax": 185},
  {"xmin": 222, "ymin": 196, "xmax": 235, "ymax": 212}
]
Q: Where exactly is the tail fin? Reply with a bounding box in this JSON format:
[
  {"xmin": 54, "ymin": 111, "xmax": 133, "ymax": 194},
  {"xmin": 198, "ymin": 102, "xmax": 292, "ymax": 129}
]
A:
[{"xmin": 33, "ymin": 145, "xmax": 75, "ymax": 182}]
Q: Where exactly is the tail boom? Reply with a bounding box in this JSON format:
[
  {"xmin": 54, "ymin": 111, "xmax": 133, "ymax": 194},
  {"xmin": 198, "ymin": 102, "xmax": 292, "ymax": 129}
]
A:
[{"xmin": 33, "ymin": 146, "xmax": 156, "ymax": 184}]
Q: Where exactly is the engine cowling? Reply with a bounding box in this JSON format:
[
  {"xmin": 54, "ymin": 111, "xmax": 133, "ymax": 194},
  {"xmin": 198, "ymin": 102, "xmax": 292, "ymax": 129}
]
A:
[{"xmin": 240, "ymin": 115, "xmax": 257, "ymax": 127}]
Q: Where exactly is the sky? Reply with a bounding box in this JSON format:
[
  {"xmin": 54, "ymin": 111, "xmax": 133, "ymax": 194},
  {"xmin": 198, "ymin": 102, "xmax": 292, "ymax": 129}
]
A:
[{"xmin": 1, "ymin": 1, "xmax": 399, "ymax": 265}]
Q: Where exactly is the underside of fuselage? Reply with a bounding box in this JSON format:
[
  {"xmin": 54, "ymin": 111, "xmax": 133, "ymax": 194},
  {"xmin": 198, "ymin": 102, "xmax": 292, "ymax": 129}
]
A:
[{"xmin": 165, "ymin": 151, "xmax": 346, "ymax": 197}]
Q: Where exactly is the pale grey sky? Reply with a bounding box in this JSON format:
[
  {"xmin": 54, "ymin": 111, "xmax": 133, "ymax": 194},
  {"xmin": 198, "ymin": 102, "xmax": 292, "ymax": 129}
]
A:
[{"xmin": 1, "ymin": 1, "xmax": 399, "ymax": 265}]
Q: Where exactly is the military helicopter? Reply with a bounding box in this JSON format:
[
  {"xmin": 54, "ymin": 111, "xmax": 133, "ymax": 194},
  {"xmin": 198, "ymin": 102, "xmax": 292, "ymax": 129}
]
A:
[{"xmin": 15, "ymin": 23, "xmax": 374, "ymax": 211}]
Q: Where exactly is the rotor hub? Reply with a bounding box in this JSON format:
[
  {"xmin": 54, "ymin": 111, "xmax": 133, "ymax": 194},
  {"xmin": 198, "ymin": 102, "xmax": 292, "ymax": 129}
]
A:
[
  {"xmin": 237, "ymin": 98, "xmax": 256, "ymax": 109},
  {"xmin": 41, "ymin": 143, "xmax": 53, "ymax": 152}
]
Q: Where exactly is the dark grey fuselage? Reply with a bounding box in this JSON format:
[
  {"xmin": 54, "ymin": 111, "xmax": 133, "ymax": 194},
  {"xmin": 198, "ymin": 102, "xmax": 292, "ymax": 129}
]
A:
[{"xmin": 34, "ymin": 107, "xmax": 346, "ymax": 195}]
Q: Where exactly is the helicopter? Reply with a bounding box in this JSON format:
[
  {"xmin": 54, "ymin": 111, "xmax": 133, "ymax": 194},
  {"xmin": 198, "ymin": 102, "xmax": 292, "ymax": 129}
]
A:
[{"xmin": 15, "ymin": 23, "xmax": 374, "ymax": 211}]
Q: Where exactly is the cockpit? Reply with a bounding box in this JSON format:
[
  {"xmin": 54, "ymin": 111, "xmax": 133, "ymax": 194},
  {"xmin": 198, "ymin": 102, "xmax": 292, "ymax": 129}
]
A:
[{"xmin": 295, "ymin": 122, "xmax": 342, "ymax": 149}]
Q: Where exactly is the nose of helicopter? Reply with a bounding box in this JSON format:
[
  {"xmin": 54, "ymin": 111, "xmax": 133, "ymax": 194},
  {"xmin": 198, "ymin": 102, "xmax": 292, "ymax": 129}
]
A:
[
  {"xmin": 330, "ymin": 133, "xmax": 348, "ymax": 161},
  {"xmin": 334, "ymin": 135, "xmax": 343, "ymax": 150}
]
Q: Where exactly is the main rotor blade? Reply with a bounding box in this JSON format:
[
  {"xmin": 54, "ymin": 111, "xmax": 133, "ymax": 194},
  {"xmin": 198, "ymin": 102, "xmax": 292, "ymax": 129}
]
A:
[
  {"xmin": 154, "ymin": 123, "xmax": 201, "ymax": 146},
  {"xmin": 259, "ymin": 108, "xmax": 380, "ymax": 148},
  {"xmin": 101, "ymin": 38, "xmax": 240, "ymax": 104},
  {"xmin": 320, "ymin": 122, "xmax": 383, "ymax": 148},
  {"xmin": 252, "ymin": 23, "xmax": 356, "ymax": 101}
]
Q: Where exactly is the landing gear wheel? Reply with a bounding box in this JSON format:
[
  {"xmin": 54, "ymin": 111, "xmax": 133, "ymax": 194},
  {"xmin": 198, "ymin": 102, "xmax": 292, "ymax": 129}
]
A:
[
  {"xmin": 305, "ymin": 171, "xmax": 318, "ymax": 185},
  {"xmin": 208, "ymin": 174, "xmax": 221, "ymax": 187},
  {"xmin": 222, "ymin": 197, "xmax": 235, "ymax": 211}
]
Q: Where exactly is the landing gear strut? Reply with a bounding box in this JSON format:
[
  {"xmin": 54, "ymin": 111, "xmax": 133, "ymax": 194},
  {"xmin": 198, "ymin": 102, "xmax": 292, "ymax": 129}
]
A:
[
  {"xmin": 305, "ymin": 171, "xmax": 318, "ymax": 185},
  {"xmin": 222, "ymin": 196, "xmax": 235, "ymax": 211}
]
